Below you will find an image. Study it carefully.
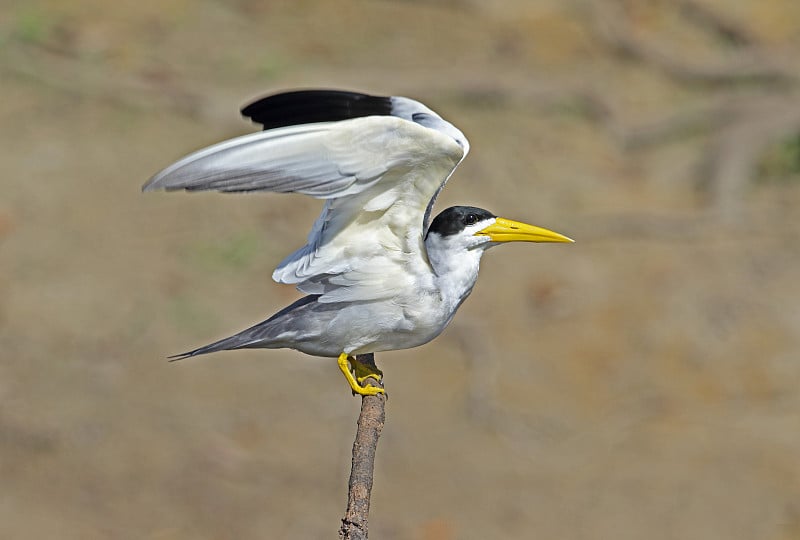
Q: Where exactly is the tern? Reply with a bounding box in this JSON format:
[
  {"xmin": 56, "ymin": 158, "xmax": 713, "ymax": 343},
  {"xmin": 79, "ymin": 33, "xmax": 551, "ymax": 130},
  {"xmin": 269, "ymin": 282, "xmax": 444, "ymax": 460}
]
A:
[{"xmin": 144, "ymin": 90, "xmax": 573, "ymax": 396}]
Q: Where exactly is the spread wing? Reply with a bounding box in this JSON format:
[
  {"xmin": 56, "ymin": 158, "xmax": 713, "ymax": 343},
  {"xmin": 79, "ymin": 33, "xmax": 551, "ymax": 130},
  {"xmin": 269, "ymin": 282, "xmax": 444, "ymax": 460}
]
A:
[{"xmin": 144, "ymin": 90, "xmax": 469, "ymax": 303}]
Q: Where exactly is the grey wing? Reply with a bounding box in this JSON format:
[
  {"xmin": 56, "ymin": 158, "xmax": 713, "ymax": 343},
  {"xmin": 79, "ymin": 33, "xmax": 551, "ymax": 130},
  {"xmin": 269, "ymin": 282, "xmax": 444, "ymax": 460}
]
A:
[
  {"xmin": 144, "ymin": 91, "xmax": 469, "ymax": 302},
  {"xmin": 143, "ymin": 122, "xmax": 388, "ymax": 198}
]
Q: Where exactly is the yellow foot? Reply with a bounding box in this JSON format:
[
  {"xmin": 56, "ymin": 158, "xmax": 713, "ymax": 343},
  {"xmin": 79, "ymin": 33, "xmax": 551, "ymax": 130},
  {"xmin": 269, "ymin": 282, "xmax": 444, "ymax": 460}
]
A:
[
  {"xmin": 338, "ymin": 353, "xmax": 385, "ymax": 396},
  {"xmin": 351, "ymin": 356, "xmax": 383, "ymax": 386}
]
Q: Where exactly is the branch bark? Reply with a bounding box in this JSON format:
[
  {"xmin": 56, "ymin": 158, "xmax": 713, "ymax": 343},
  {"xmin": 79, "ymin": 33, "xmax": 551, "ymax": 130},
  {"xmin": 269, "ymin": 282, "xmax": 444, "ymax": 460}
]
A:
[{"xmin": 339, "ymin": 353, "xmax": 386, "ymax": 540}]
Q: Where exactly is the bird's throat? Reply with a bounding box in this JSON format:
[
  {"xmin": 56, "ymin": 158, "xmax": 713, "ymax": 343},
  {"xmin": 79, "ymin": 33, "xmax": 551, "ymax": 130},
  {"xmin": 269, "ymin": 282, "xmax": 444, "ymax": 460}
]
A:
[{"xmin": 425, "ymin": 235, "xmax": 485, "ymax": 312}]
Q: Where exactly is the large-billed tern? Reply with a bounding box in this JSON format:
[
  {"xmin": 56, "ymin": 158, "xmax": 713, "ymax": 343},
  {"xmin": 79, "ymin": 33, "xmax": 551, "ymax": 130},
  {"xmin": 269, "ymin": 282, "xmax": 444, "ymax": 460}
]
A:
[{"xmin": 144, "ymin": 90, "xmax": 573, "ymax": 396}]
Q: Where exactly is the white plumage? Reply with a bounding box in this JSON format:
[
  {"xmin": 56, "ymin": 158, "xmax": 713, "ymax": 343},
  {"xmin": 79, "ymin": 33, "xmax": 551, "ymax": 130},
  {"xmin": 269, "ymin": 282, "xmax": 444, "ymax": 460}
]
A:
[{"xmin": 144, "ymin": 90, "xmax": 571, "ymax": 395}]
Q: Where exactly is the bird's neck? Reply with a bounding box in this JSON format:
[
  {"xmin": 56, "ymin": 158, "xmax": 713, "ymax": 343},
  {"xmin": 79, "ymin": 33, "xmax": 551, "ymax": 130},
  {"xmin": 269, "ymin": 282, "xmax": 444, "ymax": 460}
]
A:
[{"xmin": 425, "ymin": 235, "xmax": 485, "ymax": 312}]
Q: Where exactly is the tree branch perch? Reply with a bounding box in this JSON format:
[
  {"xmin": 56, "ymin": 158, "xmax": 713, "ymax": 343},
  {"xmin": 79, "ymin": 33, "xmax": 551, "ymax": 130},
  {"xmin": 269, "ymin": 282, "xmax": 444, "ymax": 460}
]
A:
[{"xmin": 339, "ymin": 353, "xmax": 386, "ymax": 540}]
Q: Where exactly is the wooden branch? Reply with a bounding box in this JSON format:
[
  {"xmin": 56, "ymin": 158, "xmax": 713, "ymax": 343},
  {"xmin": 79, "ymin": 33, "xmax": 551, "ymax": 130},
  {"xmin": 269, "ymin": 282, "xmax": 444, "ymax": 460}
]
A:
[{"xmin": 339, "ymin": 353, "xmax": 386, "ymax": 540}]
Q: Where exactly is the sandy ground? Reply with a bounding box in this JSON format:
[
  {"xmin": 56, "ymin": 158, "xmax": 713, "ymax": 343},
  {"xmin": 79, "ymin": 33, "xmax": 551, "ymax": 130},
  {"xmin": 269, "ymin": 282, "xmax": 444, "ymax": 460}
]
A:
[{"xmin": 2, "ymin": 1, "xmax": 800, "ymax": 538}]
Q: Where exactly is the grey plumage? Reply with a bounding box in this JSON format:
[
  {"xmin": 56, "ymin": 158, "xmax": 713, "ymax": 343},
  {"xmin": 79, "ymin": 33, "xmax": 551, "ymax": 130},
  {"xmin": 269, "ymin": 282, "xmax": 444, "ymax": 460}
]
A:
[
  {"xmin": 146, "ymin": 90, "xmax": 572, "ymax": 387},
  {"xmin": 170, "ymin": 295, "xmax": 335, "ymax": 360}
]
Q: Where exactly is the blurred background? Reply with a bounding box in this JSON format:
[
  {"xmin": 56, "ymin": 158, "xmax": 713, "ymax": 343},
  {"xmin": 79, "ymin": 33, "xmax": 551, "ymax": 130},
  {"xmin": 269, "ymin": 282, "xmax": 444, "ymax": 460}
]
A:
[{"xmin": 2, "ymin": 1, "xmax": 800, "ymax": 538}]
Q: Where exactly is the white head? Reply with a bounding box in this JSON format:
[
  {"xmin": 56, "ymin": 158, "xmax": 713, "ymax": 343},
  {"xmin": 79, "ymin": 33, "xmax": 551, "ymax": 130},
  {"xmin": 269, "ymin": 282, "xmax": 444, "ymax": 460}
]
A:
[{"xmin": 423, "ymin": 206, "xmax": 573, "ymax": 302}]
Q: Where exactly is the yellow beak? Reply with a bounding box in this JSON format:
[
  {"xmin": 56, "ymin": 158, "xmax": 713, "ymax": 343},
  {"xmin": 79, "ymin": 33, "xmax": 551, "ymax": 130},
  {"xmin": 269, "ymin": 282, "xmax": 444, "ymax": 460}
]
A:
[{"xmin": 475, "ymin": 217, "xmax": 574, "ymax": 243}]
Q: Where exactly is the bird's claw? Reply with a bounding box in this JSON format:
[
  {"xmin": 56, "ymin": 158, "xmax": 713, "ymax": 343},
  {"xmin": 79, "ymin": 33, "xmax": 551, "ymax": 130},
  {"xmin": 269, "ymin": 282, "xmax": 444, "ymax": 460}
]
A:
[
  {"xmin": 338, "ymin": 353, "xmax": 385, "ymax": 397},
  {"xmin": 350, "ymin": 381, "xmax": 386, "ymax": 397},
  {"xmin": 352, "ymin": 360, "xmax": 383, "ymax": 386}
]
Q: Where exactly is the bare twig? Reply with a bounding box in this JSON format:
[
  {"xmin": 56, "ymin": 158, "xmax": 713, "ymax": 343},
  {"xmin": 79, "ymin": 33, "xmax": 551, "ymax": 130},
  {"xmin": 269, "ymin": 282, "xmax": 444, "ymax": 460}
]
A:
[{"xmin": 339, "ymin": 353, "xmax": 386, "ymax": 540}]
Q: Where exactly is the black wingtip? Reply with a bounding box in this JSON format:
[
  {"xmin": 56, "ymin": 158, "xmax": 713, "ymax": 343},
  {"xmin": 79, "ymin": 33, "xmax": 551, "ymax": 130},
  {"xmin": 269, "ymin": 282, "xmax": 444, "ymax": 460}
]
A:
[
  {"xmin": 167, "ymin": 352, "xmax": 193, "ymax": 362},
  {"xmin": 241, "ymin": 89, "xmax": 393, "ymax": 131}
]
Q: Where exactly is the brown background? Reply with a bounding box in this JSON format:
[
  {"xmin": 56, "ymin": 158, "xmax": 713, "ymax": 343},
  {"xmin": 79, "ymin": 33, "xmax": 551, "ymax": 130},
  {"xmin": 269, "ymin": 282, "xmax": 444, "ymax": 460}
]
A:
[{"xmin": 2, "ymin": 1, "xmax": 799, "ymax": 538}]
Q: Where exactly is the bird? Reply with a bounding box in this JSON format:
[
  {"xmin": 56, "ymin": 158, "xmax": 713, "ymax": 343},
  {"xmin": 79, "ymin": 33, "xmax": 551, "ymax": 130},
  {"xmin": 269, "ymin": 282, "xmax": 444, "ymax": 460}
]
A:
[{"xmin": 143, "ymin": 89, "xmax": 573, "ymax": 396}]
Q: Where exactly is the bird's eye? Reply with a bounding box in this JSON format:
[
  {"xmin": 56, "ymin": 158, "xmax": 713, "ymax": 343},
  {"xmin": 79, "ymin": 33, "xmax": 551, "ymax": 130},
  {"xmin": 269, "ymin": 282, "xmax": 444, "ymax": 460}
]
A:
[{"xmin": 464, "ymin": 214, "xmax": 478, "ymax": 225}]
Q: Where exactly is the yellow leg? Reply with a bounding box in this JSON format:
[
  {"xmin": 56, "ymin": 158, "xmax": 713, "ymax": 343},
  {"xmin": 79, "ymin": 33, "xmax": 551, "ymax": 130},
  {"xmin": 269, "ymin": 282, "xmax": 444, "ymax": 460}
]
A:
[
  {"xmin": 351, "ymin": 356, "xmax": 383, "ymax": 385},
  {"xmin": 337, "ymin": 353, "xmax": 385, "ymax": 396}
]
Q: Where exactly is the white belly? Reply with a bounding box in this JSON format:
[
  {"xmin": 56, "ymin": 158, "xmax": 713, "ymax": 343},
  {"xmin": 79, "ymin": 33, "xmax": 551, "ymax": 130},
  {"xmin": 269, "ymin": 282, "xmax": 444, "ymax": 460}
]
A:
[
  {"xmin": 292, "ymin": 291, "xmax": 455, "ymax": 357},
  {"xmin": 284, "ymin": 252, "xmax": 481, "ymax": 358}
]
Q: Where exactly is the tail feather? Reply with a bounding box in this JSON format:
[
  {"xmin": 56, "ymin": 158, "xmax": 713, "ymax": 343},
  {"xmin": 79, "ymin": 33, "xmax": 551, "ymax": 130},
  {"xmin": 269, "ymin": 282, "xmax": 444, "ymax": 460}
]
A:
[
  {"xmin": 167, "ymin": 295, "xmax": 321, "ymax": 361},
  {"xmin": 167, "ymin": 333, "xmax": 265, "ymax": 361}
]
